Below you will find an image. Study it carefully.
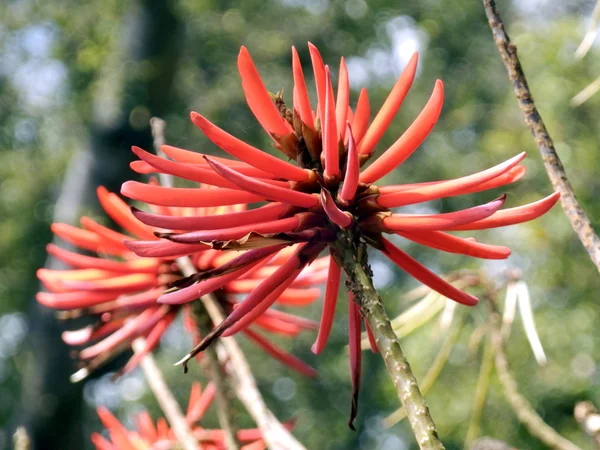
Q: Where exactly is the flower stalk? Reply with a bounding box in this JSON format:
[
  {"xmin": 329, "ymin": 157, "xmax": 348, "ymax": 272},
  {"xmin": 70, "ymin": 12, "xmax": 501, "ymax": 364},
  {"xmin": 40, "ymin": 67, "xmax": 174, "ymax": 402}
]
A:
[{"xmin": 330, "ymin": 230, "xmax": 445, "ymax": 450}]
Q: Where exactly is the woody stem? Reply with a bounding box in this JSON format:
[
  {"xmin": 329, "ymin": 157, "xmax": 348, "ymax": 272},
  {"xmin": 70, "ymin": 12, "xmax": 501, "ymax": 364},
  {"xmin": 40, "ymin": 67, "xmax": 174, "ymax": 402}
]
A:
[{"xmin": 331, "ymin": 231, "xmax": 445, "ymax": 450}]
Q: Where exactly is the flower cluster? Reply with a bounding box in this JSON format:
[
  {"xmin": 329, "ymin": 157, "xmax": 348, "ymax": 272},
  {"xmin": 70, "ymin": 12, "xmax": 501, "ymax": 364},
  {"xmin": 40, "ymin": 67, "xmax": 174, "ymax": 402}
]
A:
[
  {"xmin": 37, "ymin": 186, "xmax": 321, "ymax": 380},
  {"xmin": 92, "ymin": 382, "xmax": 286, "ymax": 450},
  {"xmin": 120, "ymin": 43, "xmax": 559, "ymax": 425}
]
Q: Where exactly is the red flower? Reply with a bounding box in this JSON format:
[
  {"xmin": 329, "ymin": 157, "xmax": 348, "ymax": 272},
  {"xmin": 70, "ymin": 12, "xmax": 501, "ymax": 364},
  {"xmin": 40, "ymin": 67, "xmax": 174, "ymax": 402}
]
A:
[
  {"xmin": 37, "ymin": 186, "xmax": 320, "ymax": 379},
  {"xmin": 122, "ymin": 44, "xmax": 559, "ymax": 427},
  {"xmin": 91, "ymin": 381, "xmax": 289, "ymax": 449}
]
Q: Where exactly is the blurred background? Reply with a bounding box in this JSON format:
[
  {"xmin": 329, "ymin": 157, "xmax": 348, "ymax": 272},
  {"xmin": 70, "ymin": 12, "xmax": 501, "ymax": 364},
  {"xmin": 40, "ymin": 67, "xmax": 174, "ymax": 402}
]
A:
[{"xmin": 1, "ymin": 0, "xmax": 600, "ymax": 448}]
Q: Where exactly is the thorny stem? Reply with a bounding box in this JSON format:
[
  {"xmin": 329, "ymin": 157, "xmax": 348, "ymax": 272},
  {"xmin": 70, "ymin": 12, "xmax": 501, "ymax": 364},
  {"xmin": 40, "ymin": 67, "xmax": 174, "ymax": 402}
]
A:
[
  {"xmin": 132, "ymin": 338, "xmax": 200, "ymax": 450},
  {"xmin": 193, "ymin": 303, "xmax": 240, "ymax": 450},
  {"xmin": 150, "ymin": 117, "xmax": 305, "ymax": 450},
  {"xmin": 487, "ymin": 310, "xmax": 582, "ymax": 450},
  {"xmin": 483, "ymin": 0, "xmax": 600, "ymax": 273},
  {"xmin": 331, "ymin": 230, "xmax": 445, "ymax": 450}
]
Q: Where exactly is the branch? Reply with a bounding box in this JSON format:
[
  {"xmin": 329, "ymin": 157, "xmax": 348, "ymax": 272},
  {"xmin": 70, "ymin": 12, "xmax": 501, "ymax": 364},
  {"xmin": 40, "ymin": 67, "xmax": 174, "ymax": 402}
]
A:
[
  {"xmin": 483, "ymin": 0, "xmax": 600, "ymax": 273},
  {"xmin": 488, "ymin": 313, "xmax": 582, "ymax": 450},
  {"xmin": 332, "ymin": 232, "xmax": 445, "ymax": 450},
  {"xmin": 150, "ymin": 118, "xmax": 305, "ymax": 450},
  {"xmin": 132, "ymin": 339, "xmax": 199, "ymax": 450}
]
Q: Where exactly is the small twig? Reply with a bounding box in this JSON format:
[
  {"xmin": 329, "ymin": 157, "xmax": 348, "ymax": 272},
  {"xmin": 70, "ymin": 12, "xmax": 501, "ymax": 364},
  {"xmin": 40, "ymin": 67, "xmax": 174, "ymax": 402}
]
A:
[
  {"xmin": 575, "ymin": 0, "xmax": 600, "ymax": 60},
  {"xmin": 574, "ymin": 401, "xmax": 600, "ymax": 448},
  {"xmin": 469, "ymin": 437, "xmax": 517, "ymax": 450},
  {"xmin": 132, "ymin": 339, "xmax": 200, "ymax": 450},
  {"xmin": 483, "ymin": 0, "xmax": 600, "ymax": 274},
  {"xmin": 332, "ymin": 232, "xmax": 444, "ymax": 450},
  {"xmin": 193, "ymin": 302, "xmax": 240, "ymax": 450},
  {"xmin": 464, "ymin": 334, "xmax": 494, "ymax": 448},
  {"xmin": 488, "ymin": 314, "xmax": 582, "ymax": 450},
  {"xmin": 150, "ymin": 118, "xmax": 305, "ymax": 450},
  {"xmin": 571, "ymin": 74, "xmax": 600, "ymax": 107},
  {"xmin": 12, "ymin": 427, "xmax": 31, "ymax": 450}
]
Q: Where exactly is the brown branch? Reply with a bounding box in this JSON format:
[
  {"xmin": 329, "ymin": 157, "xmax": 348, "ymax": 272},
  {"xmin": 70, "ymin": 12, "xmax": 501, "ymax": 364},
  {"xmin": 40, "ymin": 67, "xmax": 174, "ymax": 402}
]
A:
[
  {"xmin": 132, "ymin": 339, "xmax": 200, "ymax": 450},
  {"xmin": 149, "ymin": 118, "xmax": 305, "ymax": 450},
  {"xmin": 331, "ymin": 232, "xmax": 445, "ymax": 450},
  {"xmin": 483, "ymin": 0, "xmax": 600, "ymax": 273},
  {"xmin": 488, "ymin": 313, "xmax": 582, "ymax": 450}
]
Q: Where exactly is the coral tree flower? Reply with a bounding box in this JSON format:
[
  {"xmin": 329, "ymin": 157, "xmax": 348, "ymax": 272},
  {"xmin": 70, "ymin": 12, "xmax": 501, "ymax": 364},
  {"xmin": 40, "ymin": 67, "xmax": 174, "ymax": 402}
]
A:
[
  {"xmin": 37, "ymin": 186, "xmax": 320, "ymax": 379},
  {"xmin": 91, "ymin": 381, "xmax": 289, "ymax": 450},
  {"xmin": 122, "ymin": 44, "xmax": 560, "ymax": 427}
]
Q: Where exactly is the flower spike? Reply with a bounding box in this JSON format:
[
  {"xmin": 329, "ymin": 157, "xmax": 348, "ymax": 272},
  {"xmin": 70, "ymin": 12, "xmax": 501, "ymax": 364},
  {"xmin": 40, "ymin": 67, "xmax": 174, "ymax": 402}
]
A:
[{"xmin": 360, "ymin": 79, "xmax": 444, "ymax": 184}]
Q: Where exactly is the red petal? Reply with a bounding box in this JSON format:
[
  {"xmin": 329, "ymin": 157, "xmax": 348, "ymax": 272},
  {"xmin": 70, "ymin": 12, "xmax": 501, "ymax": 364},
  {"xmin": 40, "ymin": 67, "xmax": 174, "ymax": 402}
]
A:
[
  {"xmin": 121, "ymin": 181, "xmax": 264, "ymax": 207},
  {"xmin": 323, "ymin": 67, "xmax": 340, "ymax": 179},
  {"xmin": 336, "ymin": 57, "xmax": 349, "ymax": 141},
  {"xmin": 398, "ymin": 230, "xmax": 511, "ymax": 259},
  {"xmin": 377, "ymin": 152, "xmax": 526, "ymax": 208},
  {"xmin": 96, "ymin": 186, "xmax": 156, "ymax": 240},
  {"xmin": 46, "ymin": 243, "xmax": 158, "ymax": 273},
  {"xmin": 204, "ymin": 157, "xmax": 319, "ymax": 208},
  {"xmin": 339, "ymin": 123, "xmax": 359, "ymax": 203},
  {"xmin": 292, "ymin": 46, "xmax": 314, "ymax": 128},
  {"xmin": 311, "ymin": 256, "xmax": 341, "ymax": 354},
  {"xmin": 244, "ymin": 328, "xmax": 318, "ymax": 377},
  {"xmin": 163, "ymin": 216, "xmax": 300, "ymax": 244},
  {"xmin": 321, "ymin": 189, "xmax": 351, "ymax": 228},
  {"xmin": 238, "ymin": 46, "xmax": 293, "ymax": 136},
  {"xmin": 383, "ymin": 196, "xmax": 505, "ymax": 231},
  {"xmin": 132, "ymin": 202, "xmax": 288, "ymax": 231},
  {"xmin": 360, "ymin": 79, "xmax": 443, "ymax": 184},
  {"xmin": 124, "ymin": 239, "xmax": 208, "ymax": 259},
  {"xmin": 381, "ymin": 237, "xmax": 478, "ymax": 306},
  {"xmin": 364, "ymin": 318, "xmax": 378, "ymax": 353},
  {"xmin": 308, "ymin": 42, "xmax": 326, "ymax": 121},
  {"xmin": 352, "ymin": 88, "xmax": 370, "ymax": 144},
  {"xmin": 190, "ymin": 113, "xmax": 308, "ymax": 181},
  {"xmin": 358, "ymin": 53, "xmax": 418, "ymax": 155},
  {"xmin": 446, "ymin": 192, "xmax": 560, "ymax": 230}
]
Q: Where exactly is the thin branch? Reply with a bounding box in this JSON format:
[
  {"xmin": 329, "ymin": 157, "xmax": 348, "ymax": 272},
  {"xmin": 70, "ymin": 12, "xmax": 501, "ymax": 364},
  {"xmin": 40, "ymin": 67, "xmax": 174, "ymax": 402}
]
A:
[
  {"xmin": 483, "ymin": 0, "xmax": 600, "ymax": 273},
  {"xmin": 12, "ymin": 427, "xmax": 31, "ymax": 450},
  {"xmin": 132, "ymin": 339, "xmax": 200, "ymax": 450},
  {"xmin": 193, "ymin": 302, "xmax": 240, "ymax": 450},
  {"xmin": 332, "ymin": 232, "xmax": 445, "ymax": 450},
  {"xmin": 150, "ymin": 118, "xmax": 305, "ymax": 450},
  {"xmin": 575, "ymin": 0, "xmax": 600, "ymax": 60},
  {"xmin": 464, "ymin": 335, "xmax": 494, "ymax": 448},
  {"xmin": 487, "ymin": 313, "xmax": 582, "ymax": 450}
]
